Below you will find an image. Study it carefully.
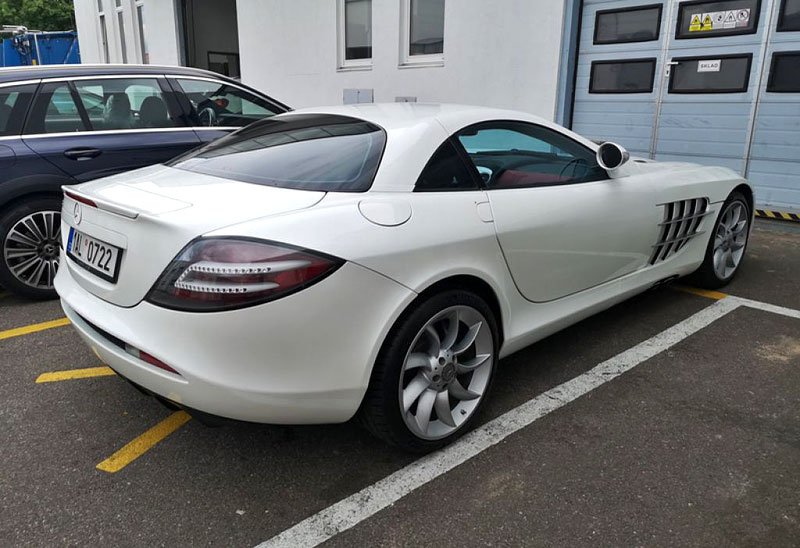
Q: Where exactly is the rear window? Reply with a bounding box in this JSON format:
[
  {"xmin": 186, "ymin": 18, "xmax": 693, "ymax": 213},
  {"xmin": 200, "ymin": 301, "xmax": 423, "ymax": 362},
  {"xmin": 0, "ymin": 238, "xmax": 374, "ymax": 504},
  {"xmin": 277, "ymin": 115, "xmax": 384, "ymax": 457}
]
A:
[{"xmin": 169, "ymin": 114, "xmax": 386, "ymax": 192}]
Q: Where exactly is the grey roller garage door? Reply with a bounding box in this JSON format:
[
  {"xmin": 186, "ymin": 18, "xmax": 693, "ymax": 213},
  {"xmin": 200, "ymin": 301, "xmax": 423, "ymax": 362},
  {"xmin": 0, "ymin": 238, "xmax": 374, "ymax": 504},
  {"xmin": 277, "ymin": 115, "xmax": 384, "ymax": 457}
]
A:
[{"xmin": 571, "ymin": 0, "xmax": 800, "ymax": 212}]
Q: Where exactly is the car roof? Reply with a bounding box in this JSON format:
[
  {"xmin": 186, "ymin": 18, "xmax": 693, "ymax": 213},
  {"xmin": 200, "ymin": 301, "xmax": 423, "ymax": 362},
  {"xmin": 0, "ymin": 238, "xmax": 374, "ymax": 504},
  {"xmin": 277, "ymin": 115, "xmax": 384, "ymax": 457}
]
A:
[
  {"xmin": 286, "ymin": 102, "xmax": 556, "ymax": 133},
  {"xmin": 0, "ymin": 63, "xmax": 234, "ymax": 85},
  {"xmin": 285, "ymin": 103, "xmax": 600, "ymax": 192}
]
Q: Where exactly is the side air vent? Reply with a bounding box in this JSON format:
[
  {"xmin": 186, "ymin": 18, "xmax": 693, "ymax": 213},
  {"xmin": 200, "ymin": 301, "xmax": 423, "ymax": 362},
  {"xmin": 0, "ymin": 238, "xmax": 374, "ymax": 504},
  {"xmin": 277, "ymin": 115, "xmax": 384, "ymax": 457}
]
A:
[{"xmin": 650, "ymin": 197, "xmax": 710, "ymax": 265}]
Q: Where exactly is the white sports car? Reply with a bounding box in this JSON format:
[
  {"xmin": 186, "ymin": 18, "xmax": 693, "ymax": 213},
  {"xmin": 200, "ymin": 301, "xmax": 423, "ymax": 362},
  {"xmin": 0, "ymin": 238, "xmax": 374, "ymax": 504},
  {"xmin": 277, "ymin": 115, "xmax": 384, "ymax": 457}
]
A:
[{"xmin": 55, "ymin": 104, "xmax": 752, "ymax": 451}]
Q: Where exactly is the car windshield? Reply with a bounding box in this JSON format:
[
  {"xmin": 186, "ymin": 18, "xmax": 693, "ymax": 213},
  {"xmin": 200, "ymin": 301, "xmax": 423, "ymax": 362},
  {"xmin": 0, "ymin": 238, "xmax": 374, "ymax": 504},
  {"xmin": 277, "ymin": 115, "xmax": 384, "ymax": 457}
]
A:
[{"xmin": 168, "ymin": 114, "xmax": 386, "ymax": 192}]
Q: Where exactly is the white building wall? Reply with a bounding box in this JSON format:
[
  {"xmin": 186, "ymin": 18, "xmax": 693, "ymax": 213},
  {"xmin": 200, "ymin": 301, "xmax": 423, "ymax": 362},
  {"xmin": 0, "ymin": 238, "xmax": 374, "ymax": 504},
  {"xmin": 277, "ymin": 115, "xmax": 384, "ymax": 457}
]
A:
[
  {"xmin": 73, "ymin": 0, "xmax": 102, "ymax": 62},
  {"xmin": 72, "ymin": 0, "xmax": 181, "ymax": 65},
  {"xmin": 145, "ymin": 0, "xmax": 183, "ymax": 65},
  {"xmin": 236, "ymin": 0, "xmax": 567, "ymax": 118}
]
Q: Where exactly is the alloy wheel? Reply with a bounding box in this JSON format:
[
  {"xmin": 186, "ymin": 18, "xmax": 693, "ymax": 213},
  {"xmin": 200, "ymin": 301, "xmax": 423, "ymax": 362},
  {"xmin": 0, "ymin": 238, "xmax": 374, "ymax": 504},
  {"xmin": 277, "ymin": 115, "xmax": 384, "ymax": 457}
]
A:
[
  {"xmin": 3, "ymin": 210, "xmax": 61, "ymax": 290},
  {"xmin": 712, "ymin": 201, "xmax": 748, "ymax": 280},
  {"xmin": 398, "ymin": 305, "xmax": 494, "ymax": 440}
]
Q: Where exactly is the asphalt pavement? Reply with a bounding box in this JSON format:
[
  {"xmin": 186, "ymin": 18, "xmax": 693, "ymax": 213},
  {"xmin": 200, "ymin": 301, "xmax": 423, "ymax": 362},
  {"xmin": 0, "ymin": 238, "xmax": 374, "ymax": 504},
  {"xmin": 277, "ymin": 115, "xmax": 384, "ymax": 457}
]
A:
[{"xmin": 0, "ymin": 219, "xmax": 798, "ymax": 547}]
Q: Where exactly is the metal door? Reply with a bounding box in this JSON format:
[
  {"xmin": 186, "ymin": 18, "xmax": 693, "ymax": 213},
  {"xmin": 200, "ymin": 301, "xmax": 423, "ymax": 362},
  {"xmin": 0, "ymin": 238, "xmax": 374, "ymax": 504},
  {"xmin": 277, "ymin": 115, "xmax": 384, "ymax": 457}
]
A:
[
  {"xmin": 653, "ymin": 0, "xmax": 769, "ymax": 174},
  {"xmin": 571, "ymin": 0, "xmax": 668, "ymax": 157},
  {"xmin": 746, "ymin": 0, "xmax": 800, "ymax": 211}
]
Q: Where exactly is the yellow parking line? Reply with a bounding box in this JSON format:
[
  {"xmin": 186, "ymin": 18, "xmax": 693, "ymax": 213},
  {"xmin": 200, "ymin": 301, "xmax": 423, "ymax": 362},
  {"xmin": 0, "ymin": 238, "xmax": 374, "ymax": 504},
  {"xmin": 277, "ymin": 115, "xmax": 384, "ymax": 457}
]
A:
[
  {"xmin": 675, "ymin": 286, "xmax": 729, "ymax": 301},
  {"xmin": 0, "ymin": 317, "xmax": 71, "ymax": 341},
  {"xmin": 36, "ymin": 366, "xmax": 116, "ymax": 383},
  {"xmin": 96, "ymin": 411, "xmax": 191, "ymax": 473}
]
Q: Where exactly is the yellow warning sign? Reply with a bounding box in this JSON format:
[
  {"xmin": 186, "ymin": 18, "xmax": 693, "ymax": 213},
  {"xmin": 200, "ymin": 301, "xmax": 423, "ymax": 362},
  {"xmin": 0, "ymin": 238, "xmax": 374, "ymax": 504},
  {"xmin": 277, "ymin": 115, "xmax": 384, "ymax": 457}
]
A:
[
  {"xmin": 702, "ymin": 14, "xmax": 713, "ymax": 31},
  {"xmin": 689, "ymin": 14, "xmax": 702, "ymax": 31}
]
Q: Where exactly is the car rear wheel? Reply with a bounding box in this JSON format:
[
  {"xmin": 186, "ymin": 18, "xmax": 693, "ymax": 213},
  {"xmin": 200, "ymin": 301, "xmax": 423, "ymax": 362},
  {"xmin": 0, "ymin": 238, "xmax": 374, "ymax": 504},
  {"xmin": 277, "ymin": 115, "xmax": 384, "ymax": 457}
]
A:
[
  {"xmin": 689, "ymin": 191, "xmax": 750, "ymax": 289},
  {"xmin": 360, "ymin": 289, "xmax": 498, "ymax": 452},
  {"xmin": 0, "ymin": 198, "xmax": 62, "ymax": 300}
]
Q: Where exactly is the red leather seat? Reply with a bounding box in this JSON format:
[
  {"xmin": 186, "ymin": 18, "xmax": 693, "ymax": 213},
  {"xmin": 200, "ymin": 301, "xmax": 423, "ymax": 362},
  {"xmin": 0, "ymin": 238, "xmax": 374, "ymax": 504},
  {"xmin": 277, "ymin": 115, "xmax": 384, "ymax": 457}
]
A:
[{"xmin": 494, "ymin": 169, "xmax": 568, "ymax": 188}]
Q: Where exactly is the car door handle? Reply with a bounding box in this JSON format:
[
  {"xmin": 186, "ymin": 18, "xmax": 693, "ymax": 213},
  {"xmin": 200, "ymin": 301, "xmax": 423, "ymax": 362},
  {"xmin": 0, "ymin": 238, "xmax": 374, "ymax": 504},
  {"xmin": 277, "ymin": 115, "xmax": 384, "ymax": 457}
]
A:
[{"xmin": 64, "ymin": 148, "xmax": 102, "ymax": 161}]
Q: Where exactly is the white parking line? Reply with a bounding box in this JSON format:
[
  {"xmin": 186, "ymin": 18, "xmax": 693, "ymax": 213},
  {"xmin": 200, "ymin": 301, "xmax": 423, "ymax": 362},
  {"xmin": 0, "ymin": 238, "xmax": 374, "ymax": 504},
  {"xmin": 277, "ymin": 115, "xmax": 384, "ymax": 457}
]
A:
[
  {"xmin": 728, "ymin": 296, "xmax": 800, "ymax": 320},
  {"xmin": 257, "ymin": 297, "xmax": 770, "ymax": 548}
]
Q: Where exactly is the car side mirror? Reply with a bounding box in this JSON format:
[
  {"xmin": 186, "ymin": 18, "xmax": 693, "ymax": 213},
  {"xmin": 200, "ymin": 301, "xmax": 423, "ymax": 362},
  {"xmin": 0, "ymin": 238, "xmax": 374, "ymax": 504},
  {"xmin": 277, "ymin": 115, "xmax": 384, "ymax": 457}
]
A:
[{"xmin": 596, "ymin": 142, "xmax": 630, "ymax": 171}]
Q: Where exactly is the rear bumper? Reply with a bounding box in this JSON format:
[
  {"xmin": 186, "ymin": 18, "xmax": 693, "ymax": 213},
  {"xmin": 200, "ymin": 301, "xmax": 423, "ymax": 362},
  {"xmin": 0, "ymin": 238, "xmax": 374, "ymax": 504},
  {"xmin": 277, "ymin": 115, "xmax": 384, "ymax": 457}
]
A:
[{"xmin": 56, "ymin": 259, "xmax": 415, "ymax": 424}]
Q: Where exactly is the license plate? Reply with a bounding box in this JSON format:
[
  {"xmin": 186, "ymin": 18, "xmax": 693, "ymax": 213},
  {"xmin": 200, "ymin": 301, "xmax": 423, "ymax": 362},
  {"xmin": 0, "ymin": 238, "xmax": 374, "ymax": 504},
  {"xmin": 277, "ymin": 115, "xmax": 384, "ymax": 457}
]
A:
[{"xmin": 67, "ymin": 227, "xmax": 122, "ymax": 283}]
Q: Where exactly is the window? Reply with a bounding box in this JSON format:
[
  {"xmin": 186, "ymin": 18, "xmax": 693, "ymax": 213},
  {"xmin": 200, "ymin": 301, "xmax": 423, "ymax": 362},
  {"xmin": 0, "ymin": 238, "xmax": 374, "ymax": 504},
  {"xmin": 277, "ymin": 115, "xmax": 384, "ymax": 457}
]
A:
[
  {"xmin": 415, "ymin": 140, "xmax": 477, "ymax": 191},
  {"xmin": 402, "ymin": 0, "xmax": 445, "ymax": 65},
  {"xmin": 135, "ymin": 0, "xmax": 149, "ymax": 63},
  {"xmin": 456, "ymin": 122, "xmax": 607, "ymax": 189},
  {"xmin": 97, "ymin": 1, "xmax": 110, "ymax": 63},
  {"xmin": 174, "ymin": 78, "xmax": 280, "ymax": 127},
  {"xmin": 169, "ymin": 114, "xmax": 386, "ymax": 192},
  {"xmin": 0, "ymin": 85, "xmax": 36, "ymax": 137},
  {"xmin": 25, "ymin": 83, "xmax": 88, "ymax": 134},
  {"xmin": 339, "ymin": 0, "xmax": 372, "ymax": 68},
  {"xmin": 207, "ymin": 52, "xmax": 240, "ymax": 78},
  {"xmin": 590, "ymin": 59, "xmax": 657, "ymax": 93},
  {"xmin": 778, "ymin": 0, "xmax": 800, "ymax": 31},
  {"xmin": 73, "ymin": 78, "xmax": 179, "ymax": 130},
  {"xmin": 115, "ymin": 0, "xmax": 127, "ymax": 63},
  {"xmin": 594, "ymin": 4, "xmax": 663, "ymax": 44},
  {"xmin": 767, "ymin": 51, "xmax": 800, "ymax": 92},
  {"xmin": 676, "ymin": 0, "xmax": 760, "ymax": 39},
  {"xmin": 669, "ymin": 54, "xmax": 752, "ymax": 93}
]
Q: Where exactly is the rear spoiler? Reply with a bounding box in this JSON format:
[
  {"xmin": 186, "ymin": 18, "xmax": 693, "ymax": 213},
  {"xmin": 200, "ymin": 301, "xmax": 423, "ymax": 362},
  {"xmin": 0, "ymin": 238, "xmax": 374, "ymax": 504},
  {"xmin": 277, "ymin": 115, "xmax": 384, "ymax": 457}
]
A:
[{"xmin": 62, "ymin": 186, "xmax": 139, "ymax": 220}]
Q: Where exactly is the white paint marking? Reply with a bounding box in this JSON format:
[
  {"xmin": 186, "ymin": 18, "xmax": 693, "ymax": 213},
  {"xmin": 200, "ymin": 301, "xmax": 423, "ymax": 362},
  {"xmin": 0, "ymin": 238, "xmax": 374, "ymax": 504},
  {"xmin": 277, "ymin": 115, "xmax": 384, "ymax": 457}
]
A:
[
  {"xmin": 257, "ymin": 298, "xmax": 741, "ymax": 548},
  {"xmin": 729, "ymin": 296, "xmax": 800, "ymax": 320}
]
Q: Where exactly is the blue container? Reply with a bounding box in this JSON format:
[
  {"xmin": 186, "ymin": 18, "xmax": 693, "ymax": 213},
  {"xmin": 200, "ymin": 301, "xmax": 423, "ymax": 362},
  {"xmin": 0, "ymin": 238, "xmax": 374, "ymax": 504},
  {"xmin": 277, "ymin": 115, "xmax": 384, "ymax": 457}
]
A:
[{"xmin": 1, "ymin": 31, "xmax": 81, "ymax": 67}]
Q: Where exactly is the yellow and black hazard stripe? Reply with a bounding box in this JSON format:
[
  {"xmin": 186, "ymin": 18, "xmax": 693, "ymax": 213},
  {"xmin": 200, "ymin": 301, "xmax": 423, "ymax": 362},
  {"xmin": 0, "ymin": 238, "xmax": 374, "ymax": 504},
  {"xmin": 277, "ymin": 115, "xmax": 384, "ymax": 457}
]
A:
[{"xmin": 755, "ymin": 209, "xmax": 800, "ymax": 222}]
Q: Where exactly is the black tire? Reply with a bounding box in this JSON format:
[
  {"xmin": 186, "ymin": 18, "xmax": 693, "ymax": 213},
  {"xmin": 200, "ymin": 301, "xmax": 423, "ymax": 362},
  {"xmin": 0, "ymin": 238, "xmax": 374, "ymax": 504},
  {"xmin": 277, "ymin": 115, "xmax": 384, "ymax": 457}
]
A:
[
  {"xmin": 359, "ymin": 289, "xmax": 499, "ymax": 452},
  {"xmin": 0, "ymin": 197, "xmax": 62, "ymax": 300},
  {"xmin": 688, "ymin": 191, "xmax": 750, "ymax": 290}
]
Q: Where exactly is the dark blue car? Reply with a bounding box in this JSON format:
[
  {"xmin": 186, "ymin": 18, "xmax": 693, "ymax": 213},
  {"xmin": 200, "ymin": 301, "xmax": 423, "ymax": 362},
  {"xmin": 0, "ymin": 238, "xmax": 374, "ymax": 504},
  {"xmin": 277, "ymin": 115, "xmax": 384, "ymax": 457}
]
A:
[{"xmin": 0, "ymin": 64, "xmax": 289, "ymax": 299}]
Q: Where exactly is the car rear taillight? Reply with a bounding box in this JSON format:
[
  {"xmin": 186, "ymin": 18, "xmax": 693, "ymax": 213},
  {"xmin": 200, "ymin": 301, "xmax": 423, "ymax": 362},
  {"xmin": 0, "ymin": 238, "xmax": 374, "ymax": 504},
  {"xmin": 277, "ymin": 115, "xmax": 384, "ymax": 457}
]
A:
[{"xmin": 146, "ymin": 238, "xmax": 343, "ymax": 311}]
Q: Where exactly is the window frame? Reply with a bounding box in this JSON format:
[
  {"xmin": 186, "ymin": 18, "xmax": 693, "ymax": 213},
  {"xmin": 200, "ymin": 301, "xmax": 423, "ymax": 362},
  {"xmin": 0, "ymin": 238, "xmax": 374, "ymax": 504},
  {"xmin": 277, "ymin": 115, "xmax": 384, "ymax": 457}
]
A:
[
  {"xmin": 168, "ymin": 75, "xmax": 284, "ymax": 129},
  {"xmin": 72, "ymin": 75, "xmax": 185, "ymax": 131},
  {"xmin": 400, "ymin": 0, "xmax": 445, "ymax": 68},
  {"xmin": 0, "ymin": 82, "xmax": 39, "ymax": 138},
  {"xmin": 593, "ymin": 4, "xmax": 664, "ymax": 45},
  {"xmin": 674, "ymin": 0, "xmax": 762, "ymax": 40},
  {"xmin": 114, "ymin": 0, "xmax": 128, "ymax": 63},
  {"xmin": 777, "ymin": 0, "xmax": 800, "ymax": 31},
  {"xmin": 766, "ymin": 50, "xmax": 800, "ymax": 92},
  {"xmin": 451, "ymin": 120, "xmax": 608, "ymax": 191},
  {"xmin": 413, "ymin": 137, "xmax": 482, "ymax": 192},
  {"xmin": 97, "ymin": 2, "xmax": 110, "ymax": 64},
  {"xmin": 22, "ymin": 75, "xmax": 188, "ymax": 136},
  {"xmin": 23, "ymin": 81, "xmax": 91, "ymax": 135},
  {"xmin": 337, "ymin": 0, "xmax": 372, "ymax": 71},
  {"xmin": 589, "ymin": 58, "xmax": 658, "ymax": 94},
  {"xmin": 134, "ymin": 0, "xmax": 149, "ymax": 64},
  {"xmin": 668, "ymin": 53, "xmax": 754, "ymax": 94}
]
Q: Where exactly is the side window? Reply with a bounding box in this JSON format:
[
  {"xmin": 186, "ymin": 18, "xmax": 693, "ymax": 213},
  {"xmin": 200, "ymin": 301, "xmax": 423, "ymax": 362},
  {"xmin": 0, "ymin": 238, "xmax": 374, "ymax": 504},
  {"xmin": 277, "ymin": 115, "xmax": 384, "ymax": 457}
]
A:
[
  {"xmin": 25, "ymin": 82, "xmax": 88, "ymax": 134},
  {"xmin": 669, "ymin": 55, "xmax": 752, "ymax": 93},
  {"xmin": 73, "ymin": 78, "xmax": 179, "ymax": 130},
  {"xmin": 767, "ymin": 51, "xmax": 800, "ymax": 92},
  {"xmin": 457, "ymin": 122, "xmax": 607, "ymax": 189},
  {"xmin": 0, "ymin": 84, "xmax": 36, "ymax": 137},
  {"xmin": 778, "ymin": 0, "xmax": 800, "ymax": 31},
  {"xmin": 415, "ymin": 140, "xmax": 478, "ymax": 191},
  {"xmin": 174, "ymin": 78, "xmax": 279, "ymax": 127},
  {"xmin": 590, "ymin": 59, "xmax": 657, "ymax": 93}
]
